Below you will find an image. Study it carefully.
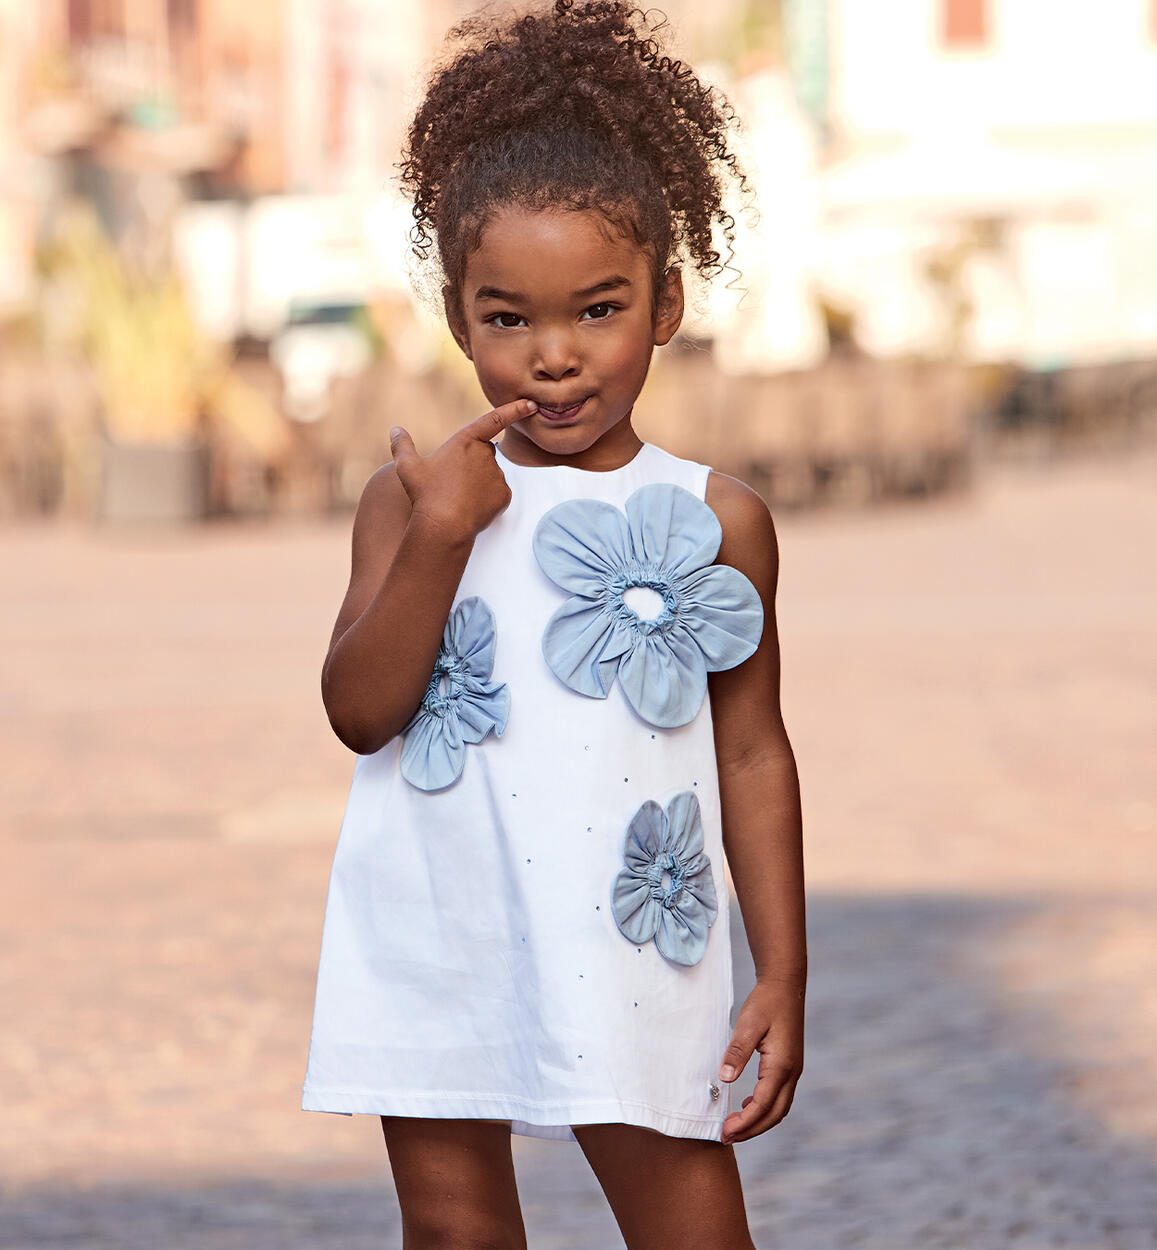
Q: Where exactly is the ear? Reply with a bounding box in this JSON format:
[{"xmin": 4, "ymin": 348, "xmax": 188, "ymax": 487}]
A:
[
  {"xmin": 652, "ymin": 265, "xmax": 684, "ymax": 347},
  {"xmin": 443, "ymin": 284, "xmax": 474, "ymax": 360}
]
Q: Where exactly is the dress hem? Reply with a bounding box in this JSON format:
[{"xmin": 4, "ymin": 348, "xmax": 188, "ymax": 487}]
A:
[{"xmin": 301, "ymin": 1086, "xmax": 726, "ymax": 1142}]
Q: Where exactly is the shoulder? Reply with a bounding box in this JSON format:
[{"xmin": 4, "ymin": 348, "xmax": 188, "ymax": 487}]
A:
[
  {"xmin": 704, "ymin": 469, "xmax": 772, "ymax": 532},
  {"xmin": 348, "ymin": 461, "xmax": 413, "ymax": 568},
  {"xmin": 355, "ymin": 461, "xmax": 411, "ymax": 526},
  {"xmin": 704, "ymin": 470, "xmax": 779, "ymax": 588},
  {"xmin": 361, "ymin": 460, "xmax": 408, "ymax": 507}
]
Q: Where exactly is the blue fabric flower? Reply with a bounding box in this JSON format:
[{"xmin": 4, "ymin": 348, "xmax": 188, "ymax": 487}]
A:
[
  {"xmin": 400, "ymin": 596, "xmax": 509, "ymax": 791},
  {"xmin": 532, "ymin": 482, "xmax": 764, "ymax": 728},
  {"xmin": 611, "ymin": 791, "xmax": 719, "ymax": 966}
]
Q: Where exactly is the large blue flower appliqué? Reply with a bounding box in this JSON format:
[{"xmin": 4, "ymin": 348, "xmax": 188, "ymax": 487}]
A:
[
  {"xmin": 532, "ymin": 482, "xmax": 764, "ymax": 728},
  {"xmin": 611, "ymin": 790, "xmax": 719, "ymax": 966},
  {"xmin": 399, "ymin": 596, "xmax": 509, "ymax": 792}
]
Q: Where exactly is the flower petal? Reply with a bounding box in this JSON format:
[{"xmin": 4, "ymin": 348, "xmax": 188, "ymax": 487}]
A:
[
  {"xmin": 678, "ymin": 565, "xmax": 764, "ymax": 671},
  {"xmin": 399, "ymin": 710, "xmax": 466, "ymax": 791},
  {"xmin": 533, "ymin": 499, "xmax": 633, "ymax": 596},
  {"xmin": 455, "ymin": 678, "xmax": 510, "ymax": 744},
  {"xmin": 664, "ymin": 790, "xmax": 705, "ymax": 859},
  {"xmin": 541, "ymin": 597, "xmax": 634, "ymax": 698},
  {"xmin": 681, "ymin": 849, "xmax": 713, "ymax": 883},
  {"xmin": 625, "ymin": 483, "xmax": 722, "ymax": 577},
  {"xmin": 611, "ymin": 871, "xmax": 661, "ymax": 944},
  {"xmin": 617, "ymin": 630, "xmax": 708, "ymax": 728},
  {"xmin": 446, "ymin": 595, "xmax": 498, "ymax": 678},
  {"xmin": 624, "ymin": 799, "xmax": 668, "ymax": 872},
  {"xmin": 654, "ymin": 900, "xmax": 712, "ymax": 966},
  {"xmin": 681, "ymin": 859, "xmax": 719, "ymax": 926}
]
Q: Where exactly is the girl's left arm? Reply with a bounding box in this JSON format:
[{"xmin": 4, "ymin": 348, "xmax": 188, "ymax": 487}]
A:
[{"xmin": 705, "ymin": 470, "xmax": 806, "ymax": 1146}]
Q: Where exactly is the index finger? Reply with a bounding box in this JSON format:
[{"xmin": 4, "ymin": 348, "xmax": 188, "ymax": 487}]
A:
[{"xmin": 460, "ymin": 398, "xmax": 538, "ymax": 443}]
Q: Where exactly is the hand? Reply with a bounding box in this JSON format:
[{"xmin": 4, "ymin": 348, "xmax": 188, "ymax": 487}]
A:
[
  {"xmin": 389, "ymin": 399, "xmax": 538, "ymax": 544},
  {"xmin": 718, "ymin": 976, "xmax": 805, "ymax": 1145}
]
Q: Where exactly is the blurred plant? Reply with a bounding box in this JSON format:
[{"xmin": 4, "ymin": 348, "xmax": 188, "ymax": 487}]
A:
[
  {"xmin": 817, "ymin": 294, "xmax": 859, "ymax": 354},
  {"xmin": 23, "ymin": 45, "xmax": 80, "ymax": 97},
  {"xmin": 692, "ymin": 0, "xmax": 784, "ymax": 70},
  {"xmin": 735, "ymin": 0, "xmax": 785, "ymax": 66},
  {"xmin": 37, "ymin": 201, "xmax": 289, "ymax": 458},
  {"xmin": 921, "ymin": 218, "xmax": 1005, "ymax": 360}
]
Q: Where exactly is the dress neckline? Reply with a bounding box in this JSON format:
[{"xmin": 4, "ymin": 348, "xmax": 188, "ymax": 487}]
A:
[{"xmin": 494, "ymin": 441, "xmax": 652, "ymax": 476}]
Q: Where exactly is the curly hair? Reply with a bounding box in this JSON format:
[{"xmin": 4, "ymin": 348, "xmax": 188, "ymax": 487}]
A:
[{"xmin": 398, "ymin": 0, "xmax": 750, "ymax": 315}]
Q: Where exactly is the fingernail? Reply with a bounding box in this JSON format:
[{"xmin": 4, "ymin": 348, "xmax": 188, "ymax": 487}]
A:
[
  {"xmin": 390, "ymin": 426, "xmax": 402, "ymax": 439},
  {"xmin": 720, "ymin": 1065, "xmax": 737, "ymax": 1081},
  {"xmin": 524, "ymin": 399, "xmax": 537, "ymax": 412}
]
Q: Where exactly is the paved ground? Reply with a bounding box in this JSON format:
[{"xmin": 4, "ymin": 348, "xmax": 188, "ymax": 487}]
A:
[{"xmin": 1, "ymin": 447, "xmax": 1155, "ymax": 1247}]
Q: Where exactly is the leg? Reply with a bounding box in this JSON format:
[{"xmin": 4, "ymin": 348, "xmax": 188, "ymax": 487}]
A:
[
  {"xmin": 380, "ymin": 1116, "xmax": 527, "ymax": 1250},
  {"xmin": 572, "ymin": 1122, "xmax": 756, "ymax": 1250}
]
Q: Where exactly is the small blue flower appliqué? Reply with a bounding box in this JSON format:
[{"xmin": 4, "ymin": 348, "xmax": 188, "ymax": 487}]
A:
[
  {"xmin": 399, "ymin": 596, "xmax": 510, "ymax": 791},
  {"xmin": 532, "ymin": 482, "xmax": 764, "ymax": 727},
  {"xmin": 610, "ymin": 790, "xmax": 719, "ymax": 966}
]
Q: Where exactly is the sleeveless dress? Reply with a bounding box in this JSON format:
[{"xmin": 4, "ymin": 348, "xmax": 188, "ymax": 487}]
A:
[{"xmin": 301, "ymin": 441, "xmax": 763, "ymax": 1142}]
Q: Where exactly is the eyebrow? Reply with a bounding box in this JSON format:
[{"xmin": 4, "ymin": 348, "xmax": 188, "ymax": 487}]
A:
[{"xmin": 473, "ymin": 275, "xmax": 633, "ymax": 303}]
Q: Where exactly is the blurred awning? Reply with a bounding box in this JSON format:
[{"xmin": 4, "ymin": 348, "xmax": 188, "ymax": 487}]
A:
[
  {"xmin": 819, "ymin": 134, "xmax": 1095, "ymax": 221},
  {"xmin": 97, "ymin": 119, "xmax": 238, "ymax": 175},
  {"xmin": 19, "ymin": 95, "xmax": 107, "ymax": 154},
  {"xmin": 20, "ymin": 91, "xmax": 238, "ymax": 175}
]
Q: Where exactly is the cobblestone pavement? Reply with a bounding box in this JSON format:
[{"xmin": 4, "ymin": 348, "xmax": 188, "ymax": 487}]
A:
[{"xmin": 2, "ymin": 448, "xmax": 1155, "ymax": 1248}]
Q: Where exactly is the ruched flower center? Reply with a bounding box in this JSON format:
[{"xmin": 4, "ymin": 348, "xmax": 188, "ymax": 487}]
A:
[
  {"xmin": 605, "ymin": 563, "xmax": 680, "ymax": 636},
  {"xmin": 422, "ymin": 653, "xmax": 467, "ymax": 718},
  {"xmin": 646, "ymin": 850, "xmax": 687, "ymax": 908}
]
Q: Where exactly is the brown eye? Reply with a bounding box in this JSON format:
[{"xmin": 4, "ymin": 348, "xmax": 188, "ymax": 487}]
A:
[
  {"xmin": 493, "ymin": 312, "xmax": 525, "ymax": 328},
  {"xmin": 584, "ymin": 303, "xmax": 614, "ymax": 320}
]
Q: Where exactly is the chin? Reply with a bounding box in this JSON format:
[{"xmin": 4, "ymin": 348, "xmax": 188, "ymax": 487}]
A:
[
  {"xmin": 530, "ymin": 422, "xmax": 606, "ymax": 453},
  {"xmin": 502, "ymin": 404, "xmax": 635, "ymax": 463},
  {"xmin": 537, "ymin": 411, "xmax": 628, "ymax": 443}
]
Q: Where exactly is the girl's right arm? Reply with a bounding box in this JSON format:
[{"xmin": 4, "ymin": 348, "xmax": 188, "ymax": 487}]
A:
[{"xmin": 320, "ymin": 399, "xmax": 537, "ymax": 755}]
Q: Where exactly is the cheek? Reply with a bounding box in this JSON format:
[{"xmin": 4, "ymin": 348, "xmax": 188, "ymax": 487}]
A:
[
  {"xmin": 468, "ymin": 344, "xmax": 527, "ymax": 408},
  {"xmin": 471, "ymin": 342, "xmax": 521, "ymax": 385},
  {"xmin": 600, "ymin": 334, "xmax": 653, "ymax": 387}
]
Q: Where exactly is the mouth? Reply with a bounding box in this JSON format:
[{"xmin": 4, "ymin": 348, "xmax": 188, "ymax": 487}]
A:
[{"xmin": 534, "ymin": 395, "xmax": 591, "ymax": 422}]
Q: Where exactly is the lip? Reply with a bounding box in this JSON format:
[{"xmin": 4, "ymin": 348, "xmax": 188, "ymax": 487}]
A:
[{"xmin": 534, "ymin": 395, "xmax": 591, "ymax": 422}]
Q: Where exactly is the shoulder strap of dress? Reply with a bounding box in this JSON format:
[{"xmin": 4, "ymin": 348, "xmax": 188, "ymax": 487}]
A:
[{"xmin": 643, "ymin": 443, "xmax": 712, "ymax": 501}]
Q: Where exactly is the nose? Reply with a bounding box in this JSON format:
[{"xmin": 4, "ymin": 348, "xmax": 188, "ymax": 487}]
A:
[{"xmin": 531, "ymin": 327, "xmax": 581, "ymax": 381}]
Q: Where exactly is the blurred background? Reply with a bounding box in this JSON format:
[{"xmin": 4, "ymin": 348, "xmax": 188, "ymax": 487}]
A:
[
  {"xmin": 1, "ymin": 0, "xmax": 1155, "ymax": 519},
  {"xmin": 2, "ymin": 2, "xmax": 1155, "ymax": 1247}
]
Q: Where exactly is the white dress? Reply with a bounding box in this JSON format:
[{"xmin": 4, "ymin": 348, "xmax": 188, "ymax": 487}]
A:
[{"xmin": 301, "ymin": 441, "xmax": 760, "ymax": 1142}]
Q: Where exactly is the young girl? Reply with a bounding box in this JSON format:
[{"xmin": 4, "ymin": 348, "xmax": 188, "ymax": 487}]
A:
[{"xmin": 302, "ymin": 2, "xmax": 806, "ymax": 1246}]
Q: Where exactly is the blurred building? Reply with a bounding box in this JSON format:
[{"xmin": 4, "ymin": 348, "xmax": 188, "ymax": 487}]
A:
[
  {"xmin": 1, "ymin": 0, "xmax": 1153, "ymax": 523},
  {"xmin": 817, "ymin": 0, "xmax": 1157, "ymax": 366},
  {"xmin": 284, "ymin": 0, "xmax": 478, "ymax": 195},
  {"xmin": 0, "ymin": 0, "xmax": 289, "ymax": 334}
]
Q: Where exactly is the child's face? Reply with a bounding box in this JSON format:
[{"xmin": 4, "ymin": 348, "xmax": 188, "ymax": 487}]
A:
[{"xmin": 446, "ymin": 205, "xmax": 683, "ymax": 465}]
